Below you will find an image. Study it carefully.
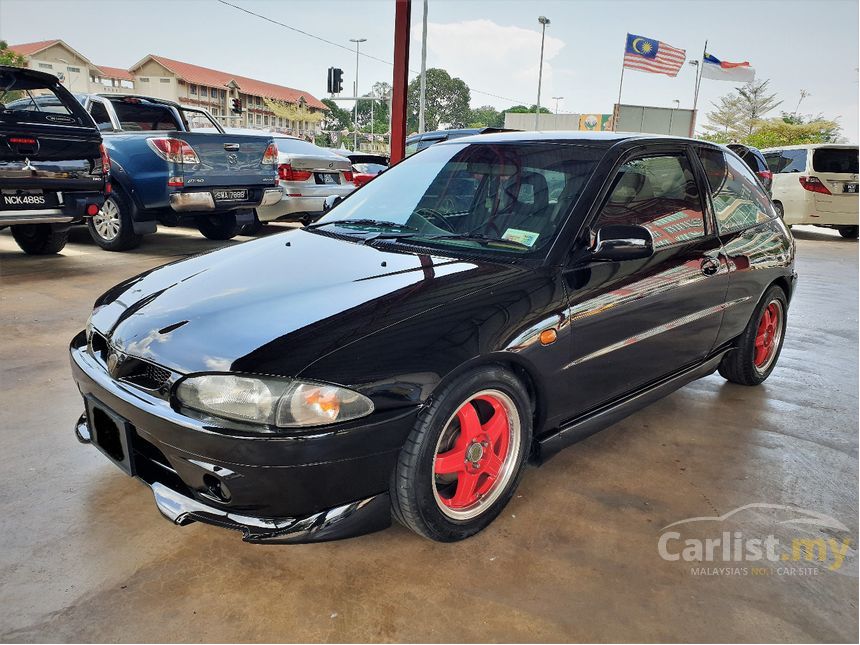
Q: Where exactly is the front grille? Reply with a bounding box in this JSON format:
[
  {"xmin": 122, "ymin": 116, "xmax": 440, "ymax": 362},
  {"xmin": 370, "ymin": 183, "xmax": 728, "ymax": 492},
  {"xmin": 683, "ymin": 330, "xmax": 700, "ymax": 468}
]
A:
[{"xmin": 121, "ymin": 360, "xmax": 173, "ymax": 391}]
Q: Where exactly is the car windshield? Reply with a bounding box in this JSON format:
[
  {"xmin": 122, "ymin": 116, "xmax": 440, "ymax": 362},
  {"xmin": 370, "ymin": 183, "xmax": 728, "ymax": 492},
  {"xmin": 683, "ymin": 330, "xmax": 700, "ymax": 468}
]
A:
[
  {"xmin": 312, "ymin": 141, "xmax": 602, "ymax": 257},
  {"xmin": 812, "ymin": 148, "xmax": 859, "ymax": 174}
]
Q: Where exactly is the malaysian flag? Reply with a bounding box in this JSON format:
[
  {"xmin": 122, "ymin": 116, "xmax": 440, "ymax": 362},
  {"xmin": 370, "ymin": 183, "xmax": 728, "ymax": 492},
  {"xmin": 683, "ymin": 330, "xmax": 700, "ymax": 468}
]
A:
[{"xmin": 623, "ymin": 33, "xmax": 686, "ymax": 77}]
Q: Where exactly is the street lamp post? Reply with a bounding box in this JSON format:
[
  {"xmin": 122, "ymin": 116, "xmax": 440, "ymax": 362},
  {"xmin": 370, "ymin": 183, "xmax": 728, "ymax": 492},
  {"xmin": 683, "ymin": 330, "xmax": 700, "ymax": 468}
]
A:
[
  {"xmin": 552, "ymin": 96, "xmax": 563, "ymax": 114},
  {"xmin": 350, "ymin": 37, "xmax": 367, "ymax": 150},
  {"xmin": 535, "ymin": 16, "xmax": 550, "ymax": 130}
]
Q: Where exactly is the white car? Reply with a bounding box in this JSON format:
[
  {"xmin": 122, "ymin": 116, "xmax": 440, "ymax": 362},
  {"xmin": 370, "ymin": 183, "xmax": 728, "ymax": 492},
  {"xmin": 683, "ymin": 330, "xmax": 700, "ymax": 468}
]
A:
[{"xmin": 762, "ymin": 144, "xmax": 858, "ymax": 238}]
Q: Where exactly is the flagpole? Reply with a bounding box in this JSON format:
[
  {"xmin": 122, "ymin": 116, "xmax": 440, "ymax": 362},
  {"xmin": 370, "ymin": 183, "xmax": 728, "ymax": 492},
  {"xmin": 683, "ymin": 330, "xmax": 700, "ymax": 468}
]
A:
[
  {"xmin": 692, "ymin": 39, "xmax": 707, "ymax": 112},
  {"xmin": 614, "ymin": 35, "xmax": 627, "ymax": 131}
]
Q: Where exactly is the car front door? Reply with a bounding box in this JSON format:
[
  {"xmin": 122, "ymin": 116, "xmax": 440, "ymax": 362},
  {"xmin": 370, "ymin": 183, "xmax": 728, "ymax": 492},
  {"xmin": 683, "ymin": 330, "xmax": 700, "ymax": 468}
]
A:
[{"xmin": 562, "ymin": 146, "xmax": 729, "ymax": 416}]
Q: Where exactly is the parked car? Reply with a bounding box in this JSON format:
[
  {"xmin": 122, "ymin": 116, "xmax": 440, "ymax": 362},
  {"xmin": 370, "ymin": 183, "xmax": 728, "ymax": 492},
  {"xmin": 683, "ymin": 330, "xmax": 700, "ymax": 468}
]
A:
[
  {"xmin": 762, "ymin": 144, "xmax": 858, "ymax": 238},
  {"xmin": 70, "ymin": 132, "xmax": 795, "ymax": 543},
  {"xmin": 405, "ymin": 127, "xmax": 513, "ymax": 156},
  {"xmin": 346, "ymin": 153, "xmax": 389, "ymax": 188},
  {"xmin": 220, "ymin": 130, "xmax": 354, "ymax": 229},
  {"xmin": 0, "ymin": 66, "xmax": 107, "ymax": 254},
  {"xmin": 76, "ymin": 95, "xmax": 282, "ymax": 250},
  {"xmin": 727, "ymin": 143, "xmax": 772, "ymax": 193}
]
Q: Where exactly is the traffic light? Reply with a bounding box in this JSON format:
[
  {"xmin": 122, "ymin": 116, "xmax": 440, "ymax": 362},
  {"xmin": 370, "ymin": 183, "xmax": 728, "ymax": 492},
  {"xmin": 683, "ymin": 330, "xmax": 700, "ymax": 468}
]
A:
[
  {"xmin": 231, "ymin": 98, "xmax": 243, "ymax": 114},
  {"xmin": 327, "ymin": 67, "xmax": 343, "ymax": 94}
]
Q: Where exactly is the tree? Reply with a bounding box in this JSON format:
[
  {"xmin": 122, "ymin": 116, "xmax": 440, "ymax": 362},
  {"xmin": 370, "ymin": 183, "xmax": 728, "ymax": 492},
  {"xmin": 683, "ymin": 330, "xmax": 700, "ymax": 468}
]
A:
[
  {"xmin": 406, "ymin": 68, "xmax": 471, "ymax": 132},
  {"xmin": 746, "ymin": 114, "xmax": 842, "ymax": 148},
  {"xmin": 355, "ymin": 81, "xmax": 390, "ymax": 134},
  {"xmin": 702, "ymin": 93, "xmax": 744, "ymax": 141},
  {"xmin": 505, "ymin": 104, "xmax": 551, "ymax": 114},
  {"xmin": 0, "ymin": 41, "xmax": 26, "ymax": 67},
  {"xmin": 735, "ymin": 79, "xmax": 782, "ymax": 136},
  {"xmin": 469, "ymin": 105, "xmax": 504, "ymax": 128},
  {"xmin": 321, "ymin": 98, "xmax": 353, "ymax": 132}
]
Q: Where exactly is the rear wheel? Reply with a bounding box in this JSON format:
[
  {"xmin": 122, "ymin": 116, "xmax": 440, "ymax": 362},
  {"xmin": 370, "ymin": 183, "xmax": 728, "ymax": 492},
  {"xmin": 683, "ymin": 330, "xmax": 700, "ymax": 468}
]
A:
[
  {"xmin": 11, "ymin": 224, "xmax": 69, "ymax": 255},
  {"xmin": 196, "ymin": 213, "xmax": 239, "ymax": 240},
  {"xmin": 837, "ymin": 226, "xmax": 858, "ymax": 239},
  {"xmin": 88, "ymin": 188, "xmax": 142, "ymax": 251},
  {"xmin": 718, "ymin": 285, "xmax": 788, "ymax": 386},
  {"xmin": 391, "ymin": 366, "xmax": 532, "ymax": 542}
]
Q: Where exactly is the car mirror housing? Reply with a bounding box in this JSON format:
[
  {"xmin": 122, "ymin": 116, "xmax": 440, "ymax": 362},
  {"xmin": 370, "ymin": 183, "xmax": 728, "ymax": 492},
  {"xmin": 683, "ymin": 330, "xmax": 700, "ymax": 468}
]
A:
[{"xmin": 590, "ymin": 224, "xmax": 654, "ymax": 261}]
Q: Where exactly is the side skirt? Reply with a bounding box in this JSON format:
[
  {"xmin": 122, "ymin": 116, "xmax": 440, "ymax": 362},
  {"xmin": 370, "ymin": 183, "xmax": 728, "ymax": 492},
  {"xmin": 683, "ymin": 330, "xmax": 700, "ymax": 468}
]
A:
[{"xmin": 534, "ymin": 350, "xmax": 728, "ymax": 463}]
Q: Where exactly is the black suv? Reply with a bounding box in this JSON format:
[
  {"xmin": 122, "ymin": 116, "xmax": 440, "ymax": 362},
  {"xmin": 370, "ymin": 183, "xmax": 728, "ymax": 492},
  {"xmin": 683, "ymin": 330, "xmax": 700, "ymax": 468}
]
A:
[{"xmin": 0, "ymin": 66, "xmax": 107, "ymax": 254}]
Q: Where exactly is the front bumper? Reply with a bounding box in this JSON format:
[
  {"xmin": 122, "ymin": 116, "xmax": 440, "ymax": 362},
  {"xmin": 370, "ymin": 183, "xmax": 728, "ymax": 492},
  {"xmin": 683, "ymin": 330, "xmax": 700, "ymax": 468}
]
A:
[
  {"xmin": 169, "ymin": 188, "xmax": 283, "ymax": 213},
  {"xmin": 69, "ymin": 332, "xmax": 418, "ymax": 542}
]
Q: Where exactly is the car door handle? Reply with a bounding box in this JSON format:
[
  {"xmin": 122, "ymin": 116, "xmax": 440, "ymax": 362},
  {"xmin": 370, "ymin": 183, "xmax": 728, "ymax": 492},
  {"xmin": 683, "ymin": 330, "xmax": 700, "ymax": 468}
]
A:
[{"xmin": 700, "ymin": 257, "xmax": 720, "ymax": 276}]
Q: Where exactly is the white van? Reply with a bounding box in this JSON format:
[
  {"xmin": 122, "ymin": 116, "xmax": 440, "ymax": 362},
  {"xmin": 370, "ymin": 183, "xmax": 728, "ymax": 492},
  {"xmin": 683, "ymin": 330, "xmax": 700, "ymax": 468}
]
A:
[{"xmin": 762, "ymin": 144, "xmax": 858, "ymax": 238}]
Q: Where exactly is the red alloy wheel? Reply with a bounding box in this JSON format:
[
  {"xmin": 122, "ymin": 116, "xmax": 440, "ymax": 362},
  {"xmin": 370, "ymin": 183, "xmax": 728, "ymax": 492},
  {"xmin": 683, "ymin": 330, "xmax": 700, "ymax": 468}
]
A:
[
  {"xmin": 433, "ymin": 394, "xmax": 513, "ymax": 512},
  {"xmin": 754, "ymin": 302, "xmax": 782, "ymax": 369}
]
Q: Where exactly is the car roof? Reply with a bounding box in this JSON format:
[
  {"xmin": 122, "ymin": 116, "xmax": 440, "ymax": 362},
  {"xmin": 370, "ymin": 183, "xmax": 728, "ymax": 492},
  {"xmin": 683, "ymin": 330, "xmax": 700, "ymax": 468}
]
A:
[
  {"xmin": 761, "ymin": 143, "xmax": 858, "ymax": 151},
  {"xmin": 406, "ymin": 127, "xmax": 514, "ymax": 142},
  {"xmin": 433, "ymin": 130, "xmax": 711, "ymax": 148}
]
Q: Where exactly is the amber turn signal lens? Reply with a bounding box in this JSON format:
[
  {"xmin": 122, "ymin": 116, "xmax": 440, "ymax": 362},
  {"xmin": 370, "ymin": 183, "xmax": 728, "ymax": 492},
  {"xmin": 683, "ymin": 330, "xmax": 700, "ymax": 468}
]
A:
[{"xmin": 539, "ymin": 329, "xmax": 557, "ymax": 345}]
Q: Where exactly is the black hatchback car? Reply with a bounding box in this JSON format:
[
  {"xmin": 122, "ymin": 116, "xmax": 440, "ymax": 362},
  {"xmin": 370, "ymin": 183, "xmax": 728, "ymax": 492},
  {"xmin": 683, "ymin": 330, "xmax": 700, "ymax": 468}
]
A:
[{"xmin": 70, "ymin": 132, "xmax": 796, "ymax": 543}]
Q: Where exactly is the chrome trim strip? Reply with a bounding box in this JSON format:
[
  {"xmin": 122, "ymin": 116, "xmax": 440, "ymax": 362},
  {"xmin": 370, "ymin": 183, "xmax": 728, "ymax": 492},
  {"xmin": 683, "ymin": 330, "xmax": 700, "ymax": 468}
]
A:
[
  {"xmin": 0, "ymin": 209, "xmax": 73, "ymax": 225},
  {"xmin": 567, "ymin": 296, "xmax": 752, "ymax": 367}
]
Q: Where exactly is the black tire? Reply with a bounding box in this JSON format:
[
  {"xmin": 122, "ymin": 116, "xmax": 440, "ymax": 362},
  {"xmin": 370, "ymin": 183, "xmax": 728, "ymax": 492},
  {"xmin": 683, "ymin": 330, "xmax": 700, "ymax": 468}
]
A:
[
  {"xmin": 10, "ymin": 224, "xmax": 69, "ymax": 255},
  {"xmin": 391, "ymin": 365, "xmax": 532, "ymax": 542},
  {"xmin": 718, "ymin": 285, "xmax": 788, "ymax": 386},
  {"xmin": 196, "ymin": 212, "xmax": 239, "ymax": 240},
  {"xmin": 838, "ymin": 226, "xmax": 858, "ymax": 239},
  {"xmin": 88, "ymin": 188, "xmax": 143, "ymax": 251}
]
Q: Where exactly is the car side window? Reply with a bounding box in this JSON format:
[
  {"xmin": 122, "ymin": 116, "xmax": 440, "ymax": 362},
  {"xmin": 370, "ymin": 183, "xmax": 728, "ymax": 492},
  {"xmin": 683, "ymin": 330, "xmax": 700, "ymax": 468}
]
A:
[
  {"xmin": 594, "ymin": 152, "xmax": 706, "ymax": 250},
  {"xmin": 698, "ymin": 149, "xmax": 773, "ymax": 233},
  {"xmin": 88, "ymin": 101, "xmax": 113, "ymax": 130},
  {"xmin": 768, "ymin": 149, "xmax": 807, "ymax": 173}
]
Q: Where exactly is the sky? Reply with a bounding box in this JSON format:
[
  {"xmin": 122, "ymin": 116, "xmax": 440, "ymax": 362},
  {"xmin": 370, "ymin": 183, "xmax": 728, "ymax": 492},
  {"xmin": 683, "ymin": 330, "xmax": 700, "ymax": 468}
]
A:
[{"xmin": 2, "ymin": 0, "xmax": 857, "ymax": 140}]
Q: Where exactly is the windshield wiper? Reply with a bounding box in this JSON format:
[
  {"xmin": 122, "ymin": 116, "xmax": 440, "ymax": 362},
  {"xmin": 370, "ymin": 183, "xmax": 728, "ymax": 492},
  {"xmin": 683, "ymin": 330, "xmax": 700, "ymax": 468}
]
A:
[
  {"xmin": 415, "ymin": 232, "xmax": 532, "ymax": 250},
  {"xmin": 306, "ymin": 219, "xmax": 419, "ymax": 232}
]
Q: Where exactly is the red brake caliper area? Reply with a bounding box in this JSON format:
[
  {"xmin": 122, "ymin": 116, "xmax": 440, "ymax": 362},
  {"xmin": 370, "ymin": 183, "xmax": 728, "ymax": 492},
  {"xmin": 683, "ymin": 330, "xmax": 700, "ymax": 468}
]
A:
[
  {"xmin": 754, "ymin": 303, "xmax": 780, "ymax": 367},
  {"xmin": 433, "ymin": 395, "xmax": 510, "ymax": 509}
]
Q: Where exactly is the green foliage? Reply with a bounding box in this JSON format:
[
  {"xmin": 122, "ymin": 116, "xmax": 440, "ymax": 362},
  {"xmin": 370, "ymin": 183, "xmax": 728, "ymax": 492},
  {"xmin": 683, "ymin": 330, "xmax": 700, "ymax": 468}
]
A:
[
  {"xmin": 321, "ymin": 98, "xmax": 353, "ymax": 132},
  {"xmin": 355, "ymin": 81, "xmax": 390, "ymax": 134},
  {"xmin": 0, "ymin": 41, "xmax": 26, "ymax": 68},
  {"xmin": 407, "ymin": 68, "xmax": 471, "ymax": 131},
  {"xmin": 702, "ymin": 79, "xmax": 841, "ymax": 147},
  {"xmin": 468, "ymin": 105, "xmax": 504, "ymax": 128},
  {"xmin": 505, "ymin": 104, "xmax": 551, "ymax": 114},
  {"xmin": 745, "ymin": 115, "xmax": 842, "ymax": 148}
]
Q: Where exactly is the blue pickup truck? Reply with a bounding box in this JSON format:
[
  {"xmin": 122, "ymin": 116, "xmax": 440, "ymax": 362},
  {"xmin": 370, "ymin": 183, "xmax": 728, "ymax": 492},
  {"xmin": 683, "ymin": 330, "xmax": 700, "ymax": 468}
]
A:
[{"xmin": 76, "ymin": 94, "xmax": 281, "ymax": 250}]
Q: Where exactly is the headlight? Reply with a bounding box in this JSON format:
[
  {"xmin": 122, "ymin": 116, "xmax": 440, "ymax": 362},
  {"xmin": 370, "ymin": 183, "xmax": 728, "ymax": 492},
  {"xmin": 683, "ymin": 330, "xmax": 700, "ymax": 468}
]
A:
[{"xmin": 174, "ymin": 374, "xmax": 374, "ymax": 429}]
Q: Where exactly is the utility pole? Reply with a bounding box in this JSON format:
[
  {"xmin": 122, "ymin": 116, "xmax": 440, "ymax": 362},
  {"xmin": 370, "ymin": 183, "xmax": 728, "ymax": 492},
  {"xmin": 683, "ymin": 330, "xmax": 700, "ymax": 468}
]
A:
[
  {"xmin": 350, "ymin": 37, "xmax": 366, "ymax": 150},
  {"xmin": 535, "ymin": 16, "xmax": 550, "ymax": 130},
  {"xmin": 418, "ymin": 0, "xmax": 428, "ymax": 133}
]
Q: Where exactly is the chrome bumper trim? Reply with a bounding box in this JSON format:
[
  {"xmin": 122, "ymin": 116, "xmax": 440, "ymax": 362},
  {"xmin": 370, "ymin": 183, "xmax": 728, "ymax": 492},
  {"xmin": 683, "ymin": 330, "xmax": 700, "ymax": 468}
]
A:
[
  {"xmin": 169, "ymin": 192, "xmax": 216, "ymax": 212},
  {"xmin": 260, "ymin": 188, "xmax": 283, "ymax": 206},
  {"xmin": 151, "ymin": 482, "xmax": 390, "ymax": 543},
  {"xmin": 0, "ymin": 210, "xmax": 75, "ymax": 225}
]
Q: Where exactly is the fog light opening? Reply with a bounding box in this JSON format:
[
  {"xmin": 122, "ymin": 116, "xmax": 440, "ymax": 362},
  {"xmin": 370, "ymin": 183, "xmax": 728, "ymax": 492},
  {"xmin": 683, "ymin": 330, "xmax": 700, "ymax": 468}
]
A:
[{"xmin": 202, "ymin": 474, "xmax": 231, "ymax": 502}]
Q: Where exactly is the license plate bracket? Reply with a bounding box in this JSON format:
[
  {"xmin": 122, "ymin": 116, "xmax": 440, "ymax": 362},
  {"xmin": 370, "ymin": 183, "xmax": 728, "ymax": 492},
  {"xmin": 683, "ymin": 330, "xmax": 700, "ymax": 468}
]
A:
[
  {"xmin": 844, "ymin": 183, "xmax": 858, "ymax": 194},
  {"xmin": 0, "ymin": 189, "xmax": 57, "ymax": 210},
  {"xmin": 85, "ymin": 396, "xmax": 136, "ymax": 476},
  {"xmin": 213, "ymin": 189, "xmax": 248, "ymax": 202}
]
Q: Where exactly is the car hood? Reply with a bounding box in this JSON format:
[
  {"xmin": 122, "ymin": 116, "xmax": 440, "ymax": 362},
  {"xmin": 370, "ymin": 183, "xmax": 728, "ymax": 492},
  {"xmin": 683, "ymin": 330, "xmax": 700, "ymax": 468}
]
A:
[{"xmin": 90, "ymin": 229, "xmax": 523, "ymax": 375}]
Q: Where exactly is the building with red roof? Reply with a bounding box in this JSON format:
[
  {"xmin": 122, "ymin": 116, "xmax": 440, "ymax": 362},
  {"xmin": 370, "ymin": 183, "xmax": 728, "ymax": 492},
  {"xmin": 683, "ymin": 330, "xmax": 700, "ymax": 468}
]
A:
[{"xmin": 8, "ymin": 39, "xmax": 328, "ymax": 137}]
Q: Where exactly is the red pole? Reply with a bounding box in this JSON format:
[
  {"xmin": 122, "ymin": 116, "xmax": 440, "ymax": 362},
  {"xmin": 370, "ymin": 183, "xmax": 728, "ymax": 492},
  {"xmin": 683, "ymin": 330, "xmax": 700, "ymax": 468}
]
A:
[{"xmin": 390, "ymin": 0, "xmax": 411, "ymax": 164}]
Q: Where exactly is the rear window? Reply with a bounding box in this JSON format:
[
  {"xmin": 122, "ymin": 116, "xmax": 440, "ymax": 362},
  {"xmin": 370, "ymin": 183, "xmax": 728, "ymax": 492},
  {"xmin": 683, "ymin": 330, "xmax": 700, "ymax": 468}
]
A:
[
  {"xmin": 0, "ymin": 72, "xmax": 86, "ymax": 126},
  {"xmin": 765, "ymin": 149, "xmax": 807, "ymax": 174},
  {"xmin": 274, "ymin": 137, "xmax": 335, "ymax": 156},
  {"xmin": 109, "ymin": 99, "xmax": 181, "ymax": 131},
  {"xmin": 812, "ymin": 148, "xmax": 858, "ymax": 174}
]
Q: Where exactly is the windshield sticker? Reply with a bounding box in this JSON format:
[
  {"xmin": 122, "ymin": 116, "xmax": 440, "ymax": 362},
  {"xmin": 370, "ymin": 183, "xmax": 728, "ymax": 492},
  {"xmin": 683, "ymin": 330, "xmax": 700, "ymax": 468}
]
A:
[{"xmin": 502, "ymin": 228, "xmax": 540, "ymax": 247}]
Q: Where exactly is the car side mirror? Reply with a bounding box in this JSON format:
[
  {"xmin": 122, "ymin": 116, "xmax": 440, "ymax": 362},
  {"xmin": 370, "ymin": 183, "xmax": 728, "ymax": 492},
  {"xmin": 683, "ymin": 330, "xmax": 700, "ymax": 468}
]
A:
[
  {"xmin": 323, "ymin": 195, "xmax": 342, "ymax": 212},
  {"xmin": 590, "ymin": 224, "xmax": 654, "ymax": 261}
]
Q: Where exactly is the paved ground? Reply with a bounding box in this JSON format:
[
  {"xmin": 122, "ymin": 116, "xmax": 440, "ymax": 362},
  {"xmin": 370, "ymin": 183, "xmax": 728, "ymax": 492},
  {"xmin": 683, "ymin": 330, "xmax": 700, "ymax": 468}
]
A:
[{"xmin": 0, "ymin": 224, "xmax": 857, "ymax": 643}]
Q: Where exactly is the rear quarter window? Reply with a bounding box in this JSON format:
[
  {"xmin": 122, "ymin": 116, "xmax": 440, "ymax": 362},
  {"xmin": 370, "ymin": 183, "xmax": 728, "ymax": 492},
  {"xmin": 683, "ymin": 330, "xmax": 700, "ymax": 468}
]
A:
[
  {"xmin": 698, "ymin": 148, "xmax": 774, "ymax": 233},
  {"xmin": 812, "ymin": 148, "xmax": 859, "ymax": 174},
  {"xmin": 767, "ymin": 149, "xmax": 807, "ymax": 173}
]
